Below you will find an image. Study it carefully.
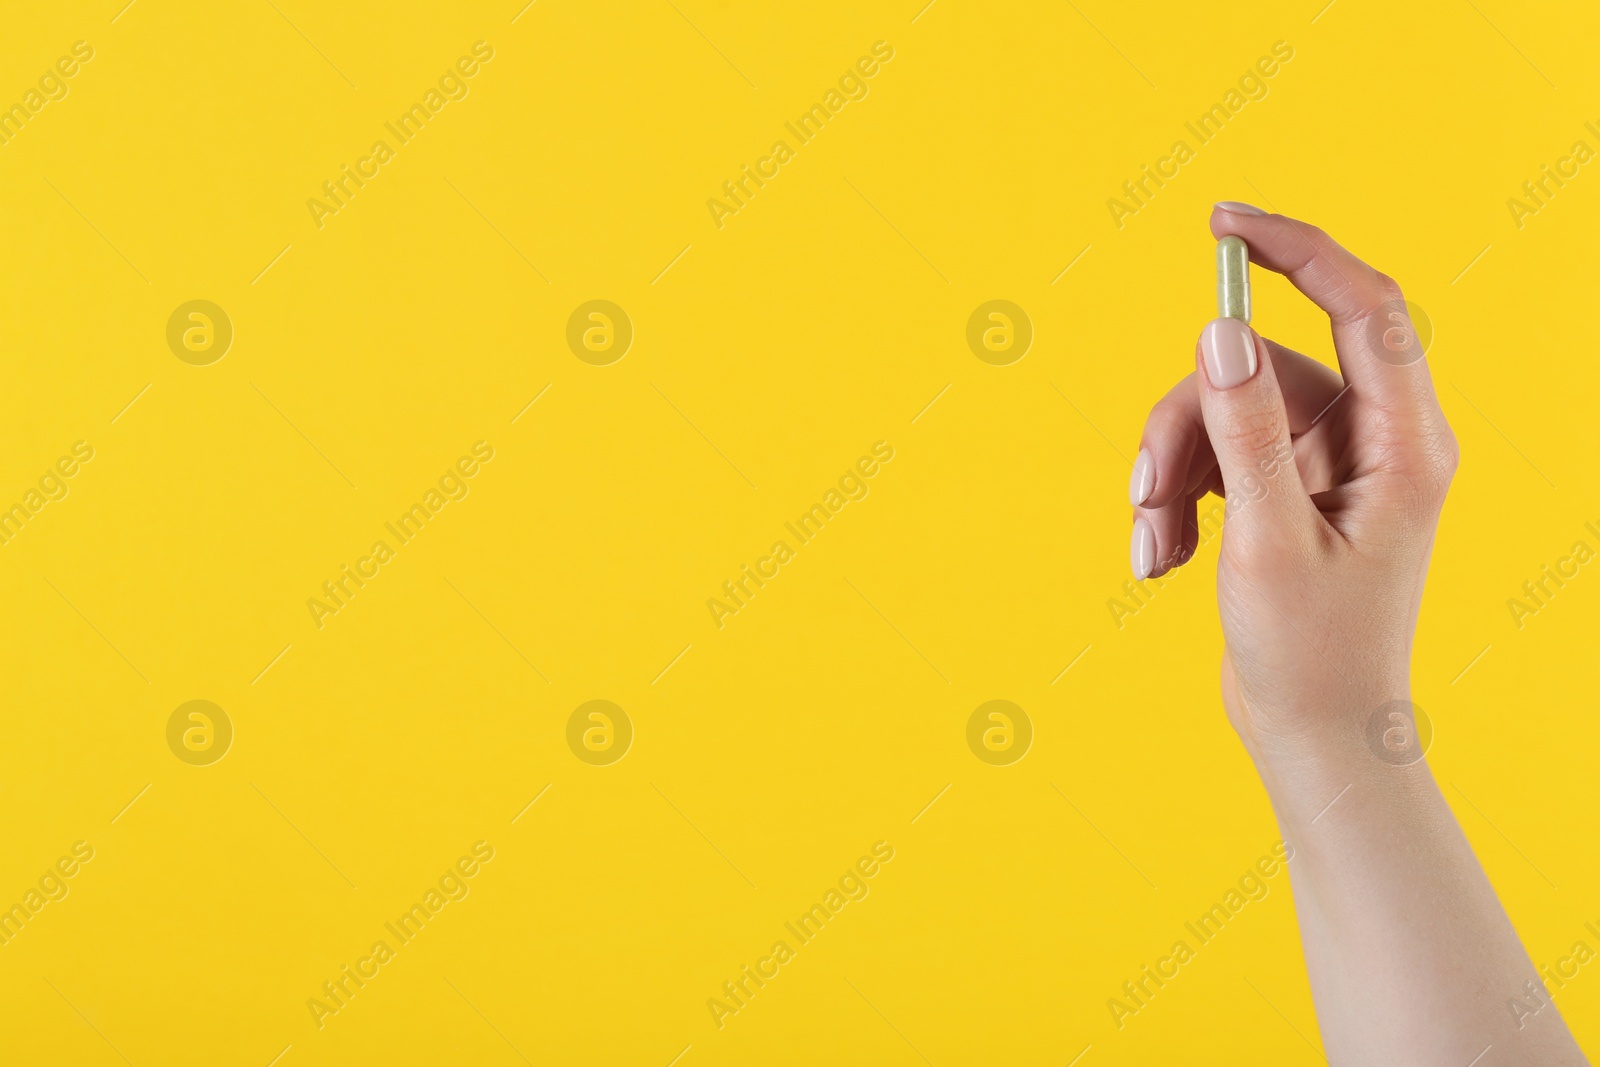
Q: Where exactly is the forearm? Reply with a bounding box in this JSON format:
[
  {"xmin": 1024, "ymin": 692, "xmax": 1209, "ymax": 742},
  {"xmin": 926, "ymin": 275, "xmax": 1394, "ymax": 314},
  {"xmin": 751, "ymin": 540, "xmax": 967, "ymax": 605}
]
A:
[{"xmin": 1246, "ymin": 713, "xmax": 1586, "ymax": 1066}]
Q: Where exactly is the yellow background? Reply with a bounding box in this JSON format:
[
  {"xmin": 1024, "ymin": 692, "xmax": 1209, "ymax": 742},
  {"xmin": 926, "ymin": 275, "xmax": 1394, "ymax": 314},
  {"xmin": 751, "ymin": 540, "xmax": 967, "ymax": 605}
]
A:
[{"xmin": 1, "ymin": 0, "xmax": 1596, "ymax": 1062}]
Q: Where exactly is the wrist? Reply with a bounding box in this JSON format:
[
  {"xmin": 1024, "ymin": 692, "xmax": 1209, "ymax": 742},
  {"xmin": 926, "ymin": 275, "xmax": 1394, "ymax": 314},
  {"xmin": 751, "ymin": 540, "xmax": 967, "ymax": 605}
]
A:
[{"xmin": 1231, "ymin": 690, "xmax": 1433, "ymax": 822}]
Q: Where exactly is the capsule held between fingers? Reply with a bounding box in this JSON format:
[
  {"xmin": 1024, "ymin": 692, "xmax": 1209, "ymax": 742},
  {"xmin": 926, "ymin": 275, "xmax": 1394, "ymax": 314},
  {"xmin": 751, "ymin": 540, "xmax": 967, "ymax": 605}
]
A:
[{"xmin": 1217, "ymin": 235, "xmax": 1251, "ymax": 323}]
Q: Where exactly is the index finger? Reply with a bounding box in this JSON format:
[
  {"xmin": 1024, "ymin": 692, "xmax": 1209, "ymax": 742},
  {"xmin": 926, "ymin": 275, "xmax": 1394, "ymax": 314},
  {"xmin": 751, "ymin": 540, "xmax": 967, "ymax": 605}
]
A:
[{"xmin": 1209, "ymin": 203, "xmax": 1438, "ymax": 426}]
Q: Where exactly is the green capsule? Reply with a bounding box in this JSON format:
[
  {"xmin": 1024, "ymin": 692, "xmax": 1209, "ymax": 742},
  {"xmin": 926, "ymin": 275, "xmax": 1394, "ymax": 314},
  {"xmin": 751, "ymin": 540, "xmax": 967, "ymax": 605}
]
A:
[{"xmin": 1216, "ymin": 235, "xmax": 1250, "ymax": 323}]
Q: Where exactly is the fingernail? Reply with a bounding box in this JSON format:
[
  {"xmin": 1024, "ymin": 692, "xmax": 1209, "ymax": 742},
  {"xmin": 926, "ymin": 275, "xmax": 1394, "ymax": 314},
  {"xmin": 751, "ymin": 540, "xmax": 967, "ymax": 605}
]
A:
[
  {"xmin": 1129, "ymin": 448, "xmax": 1155, "ymax": 506},
  {"xmin": 1215, "ymin": 201, "xmax": 1267, "ymax": 216},
  {"xmin": 1201, "ymin": 318, "xmax": 1259, "ymax": 390},
  {"xmin": 1131, "ymin": 518, "xmax": 1155, "ymax": 580}
]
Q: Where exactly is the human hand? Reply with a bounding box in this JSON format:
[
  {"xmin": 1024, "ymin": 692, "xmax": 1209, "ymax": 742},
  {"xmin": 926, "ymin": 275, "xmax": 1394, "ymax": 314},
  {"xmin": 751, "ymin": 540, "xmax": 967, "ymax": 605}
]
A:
[{"xmin": 1129, "ymin": 205, "xmax": 1458, "ymax": 761}]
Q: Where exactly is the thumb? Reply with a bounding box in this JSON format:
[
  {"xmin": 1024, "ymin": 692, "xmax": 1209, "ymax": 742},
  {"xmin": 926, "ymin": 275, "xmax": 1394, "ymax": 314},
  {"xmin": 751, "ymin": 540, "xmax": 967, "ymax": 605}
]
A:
[{"xmin": 1195, "ymin": 317, "xmax": 1314, "ymax": 531}]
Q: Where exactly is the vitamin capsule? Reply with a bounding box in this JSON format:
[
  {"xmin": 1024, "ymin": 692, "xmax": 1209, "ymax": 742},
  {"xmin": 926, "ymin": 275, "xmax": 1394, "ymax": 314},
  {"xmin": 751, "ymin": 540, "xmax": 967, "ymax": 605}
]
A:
[{"xmin": 1216, "ymin": 235, "xmax": 1250, "ymax": 323}]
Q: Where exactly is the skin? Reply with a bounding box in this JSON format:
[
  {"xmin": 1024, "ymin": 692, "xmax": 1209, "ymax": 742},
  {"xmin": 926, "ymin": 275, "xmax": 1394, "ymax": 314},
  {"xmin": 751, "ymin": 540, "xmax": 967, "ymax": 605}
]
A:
[{"xmin": 1131, "ymin": 205, "xmax": 1587, "ymax": 1065}]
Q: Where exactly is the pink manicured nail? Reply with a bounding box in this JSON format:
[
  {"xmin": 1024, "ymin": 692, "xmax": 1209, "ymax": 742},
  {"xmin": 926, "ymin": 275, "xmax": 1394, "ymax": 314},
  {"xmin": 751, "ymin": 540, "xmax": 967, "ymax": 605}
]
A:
[
  {"xmin": 1201, "ymin": 318, "xmax": 1259, "ymax": 390},
  {"xmin": 1215, "ymin": 201, "xmax": 1267, "ymax": 216},
  {"xmin": 1129, "ymin": 448, "xmax": 1155, "ymax": 506},
  {"xmin": 1131, "ymin": 518, "xmax": 1155, "ymax": 580}
]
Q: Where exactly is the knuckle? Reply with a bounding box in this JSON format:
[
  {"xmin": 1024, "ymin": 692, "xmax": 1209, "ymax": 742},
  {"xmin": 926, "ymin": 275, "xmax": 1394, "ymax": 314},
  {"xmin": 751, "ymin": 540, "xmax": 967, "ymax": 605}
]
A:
[
  {"xmin": 1219, "ymin": 406, "xmax": 1285, "ymax": 459},
  {"xmin": 1421, "ymin": 427, "xmax": 1460, "ymax": 492},
  {"xmin": 1373, "ymin": 409, "xmax": 1458, "ymax": 494},
  {"xmin": 1373, "ymin": 271, "xmax": 1405, "ymax": 302},
  {"xmin": 1302, "ymin": 222, "xmax": 1336, "ymax": 254},
  {"xmin": 1352, "ymin": 272, "xmax": 1406, "ymax": 330},
  {"xmin": 1385, "ymin": 427, "xmax": 1458, "ymax": 516}
]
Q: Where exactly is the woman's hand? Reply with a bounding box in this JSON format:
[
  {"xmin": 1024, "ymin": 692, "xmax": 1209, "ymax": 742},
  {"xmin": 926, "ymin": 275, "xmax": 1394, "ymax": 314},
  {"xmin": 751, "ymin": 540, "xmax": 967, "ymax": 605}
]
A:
[
  {"xmin": 1130, "ymin": 204, "xmax": 1457, "ymax": 760},
  {"xmin": 1128, "ymin": 205, "xmax": 1587, "ymax": 1066}
]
